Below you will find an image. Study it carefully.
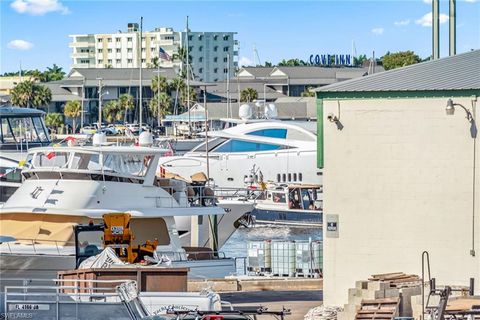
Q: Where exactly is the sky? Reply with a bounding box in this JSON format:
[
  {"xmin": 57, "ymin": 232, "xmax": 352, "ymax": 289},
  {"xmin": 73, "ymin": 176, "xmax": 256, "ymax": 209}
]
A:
[{"xmin": 0, "ymin": 0, "xmax": 479, "ymax": 73}]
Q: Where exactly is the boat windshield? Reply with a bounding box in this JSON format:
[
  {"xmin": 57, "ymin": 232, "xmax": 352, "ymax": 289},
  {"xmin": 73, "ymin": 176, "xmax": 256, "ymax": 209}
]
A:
[
  {"xmin": 29, "ymin": 151, "xmax": 154, "ymax": 177},
  {"xmin": 0, "ymin": 115, "xmax": 49, "ymax": 144}
]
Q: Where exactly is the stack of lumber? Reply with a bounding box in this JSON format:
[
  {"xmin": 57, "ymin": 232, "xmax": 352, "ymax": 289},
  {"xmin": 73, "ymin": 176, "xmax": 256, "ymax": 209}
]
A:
[{"xmin": 336, "ymin": 272, "xmax": 422, "ymax": 320}]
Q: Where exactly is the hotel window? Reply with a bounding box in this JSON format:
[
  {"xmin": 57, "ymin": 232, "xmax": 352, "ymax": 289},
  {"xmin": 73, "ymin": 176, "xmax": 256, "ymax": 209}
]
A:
[
  {"xmin": 199, "ymin": 57, "xmax": 203, "ymax": 62},
  {"xmin": 223, "ymin": 68, "xmax": 228, "ymax": 73},
  {"xmin": 108, "ymin": 49, "xmax": 112, "ymax": 53},
  {"xmin": 288, "ymin": 173, "xmax": 291, "ymax": 182},
  {"xmin": 97, "ymin": 39, "xmax": 102, "ymax": 43},
  {"xmin": 198, "ymin": 35, "xmax": 203, "ymax": 41},
  {"xmin": 98, "ymin": 59, "xmax": 103, "ymax": 64},
  {"xmin": 97, "ymin": 49, "xmax": 103, "ymax": 53},
  {"xmin": 213, "ymin": 57, "xmax": 218, "ymax": 62},
  {"xmin": 213, "ymin": 35, "xmax": 218, "ymax": 40},
  {"xmin": 141, "ymin": 48, "xmax": 146, "ymax": 52},
  {"xmin": 188, "ymin": 35, "xmax": 193, "ymax": 41},
  {"xmin": 127, "ymin": 59, "xmax": 133, "ymax": 63},
  {"xmin": 223, "ymin": 46, "xmax": 229, "ymax": 52},
  {"xmin": 214, "ymin": 46, "xmax": 218, "ymax": 52},
  {"xmin": 199, "ymin": 46, "xmax": 203, "ymax": 52},
  {"xmin": 142, "ymin": 59, "xmax": 146, "ymax": 63},
  {"xmin": 223, "ymin": 57, "xmax": 228, "ymax": 63},
  {"xmin": 299, "ymin": 173, "xmax": 303, "ymax": 181},
  {"xmin": 116, "ymin": 59, "xmax": 121, "ymax": 64},
  {"xmin": 188, "ymin": 46, "xmax": 193, "ymax": 52},
  {"xmin": 293, "ymin": 173, "xmax": 297, "ymax": 181},
  {"xmin": 127, "ymin": 37, "xmax": 132, "ymax": 42},
  {"xmin": 214, "ymin": 78, "xmax": 218, "ymax": 82},
  {"xmin": 214, "ymin": 68, "xmax": 218, "ymax": 73},
  {"xmin": 277, "ymin": 174, "xmax": 281, "ymax": 182},
  {"xmin": 116, "ymin": 38, "xmax": 121, "ymax": 42},
  {"xmin": 127, "ymin": 48, "xmax": 132, "ymax": 53},
  {"xmin": 223, "ymin": 35, "xmax": 229, "ymax": 41},
  {"xmin": 141, "ymin": 37, "xmax": 146, "ymax": 41},
  {"xmin": 151, "ymin": 47, "xmax": 156, "ymax": 52},
  {"xmin": 116, "ymin": 49, "xmax": 121, "ymax": 53},
  {"xmin": 282, "ymin": 174, "xmax": 286, "ymax": 182},
  {"xmin": 199, "ymin": 68, "xmax": 203, "ymax": 74},
  {"xmin": 108, "ymin": 59, "xmax": 112, "ymax": 64},
  {"xmin": 150, "ymin": 37, "xmax": 155, "ymax": 41},
  {"xmin": 107, "ymin": 38, "xmax": 112, "ymax": 42}
]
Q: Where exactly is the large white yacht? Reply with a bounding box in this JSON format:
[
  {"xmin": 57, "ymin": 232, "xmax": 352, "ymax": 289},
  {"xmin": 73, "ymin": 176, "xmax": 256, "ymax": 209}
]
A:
[
  {"xmin": 0, "ymin": 143, "xmax": 250, "ymax": 282},
  {"xmin": 158, "ymin": 121, "xmax": 322, "ymax": 189}
]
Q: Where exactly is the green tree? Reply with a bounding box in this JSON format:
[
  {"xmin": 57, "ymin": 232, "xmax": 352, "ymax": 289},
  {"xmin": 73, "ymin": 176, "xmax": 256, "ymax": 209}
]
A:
[
  {"xmin": 10, "ymin": 81, "xmax": 52, "ymax": 108},
  {"xmin": 151, "ymin": 75, "xmax": 169, "ymax": 94},
  {"xmin": 149, "ymin": 92, "xmax": 172, "ymax": 127},
  {"xmin": 300, "ymin": 87, "xmax": 316, "ymax": 97},
  {"xmin": 240, "ymin": 87, "xmax": 258, "ymax": 103},
  {"xmin": 63, "ymin": 100, "xmax": 81, "ymax": 133},
  {"xmin": 118, "ymin": 93, "xmax": 135, "ymax": 123},
  {"xmin": 45, "ymin": 113, "xmax": 64, "ymax": 132},
  {"xmin": 381, "ymin": 51, "xmax": 421, "ymax": 70},
  {"xmin": 102, "ymin": 100, "xmax": 123, "ymax": 124},
  {"xmin": 264, "ymin": 61, "xmax": 274, "ymax": 67},
  {"xmin": 353, "ymin": 54, "xmax": 368, "ymax": 67},
  {"xmin": 42, "ymin": 64, "xmax": 65, "ymax": 82},
  {"xmin": 170, "ymin": 77, "xmax": 186, "ymax": 114}
]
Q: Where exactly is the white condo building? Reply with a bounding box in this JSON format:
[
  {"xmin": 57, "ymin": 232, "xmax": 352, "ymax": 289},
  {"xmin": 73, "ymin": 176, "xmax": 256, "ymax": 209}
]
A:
[{"xmin": 69, "ymin": 23, "xmax": 238, "ymax": 82}]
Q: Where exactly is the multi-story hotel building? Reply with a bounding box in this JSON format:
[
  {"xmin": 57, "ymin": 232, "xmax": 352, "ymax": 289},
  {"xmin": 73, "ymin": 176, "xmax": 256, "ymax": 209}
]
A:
[{"xmin": 69, "ymin": 23, "xmax": 238, "ymax": 82}]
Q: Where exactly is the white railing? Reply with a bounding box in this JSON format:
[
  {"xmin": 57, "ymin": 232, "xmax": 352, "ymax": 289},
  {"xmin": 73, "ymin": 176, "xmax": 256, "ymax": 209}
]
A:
[{"xmin": 1, "ymin": 238, "xmax": 75, "ymax": 255}]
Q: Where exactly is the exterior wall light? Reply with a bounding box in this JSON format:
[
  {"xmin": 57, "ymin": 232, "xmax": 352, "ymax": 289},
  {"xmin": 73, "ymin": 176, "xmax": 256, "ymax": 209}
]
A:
[{"xmin": 445, "ymin": 98, "xmax": 477, "ymax": 138}]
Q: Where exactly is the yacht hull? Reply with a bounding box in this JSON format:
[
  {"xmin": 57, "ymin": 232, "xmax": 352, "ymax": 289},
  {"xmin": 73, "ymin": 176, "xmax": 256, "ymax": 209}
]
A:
[{"xmin": 252, "ymin": 207, "xmax": 322, "ymax": 227}]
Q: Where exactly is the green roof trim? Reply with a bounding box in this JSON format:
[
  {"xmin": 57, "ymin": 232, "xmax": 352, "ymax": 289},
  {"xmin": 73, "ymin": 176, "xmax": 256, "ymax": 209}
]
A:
[{"xmin": 316, "ymin": 89, "xmax": 480, "ymax": 100}]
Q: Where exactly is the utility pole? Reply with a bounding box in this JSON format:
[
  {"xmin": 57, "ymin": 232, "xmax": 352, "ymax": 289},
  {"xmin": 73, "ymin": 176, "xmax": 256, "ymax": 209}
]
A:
[
  {"xmin": 139, "ymin": 16, "xmax": 143, "ymax": 131},
  {"xmin": 97, "ymin": 78, "xmax": 103, "ymax": 131}
]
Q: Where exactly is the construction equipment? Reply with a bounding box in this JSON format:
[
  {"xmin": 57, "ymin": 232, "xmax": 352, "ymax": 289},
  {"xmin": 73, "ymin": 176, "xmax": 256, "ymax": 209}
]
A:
[{"xmin": 74, "ymin": 213, "xmax": 159, "ymax": 267}]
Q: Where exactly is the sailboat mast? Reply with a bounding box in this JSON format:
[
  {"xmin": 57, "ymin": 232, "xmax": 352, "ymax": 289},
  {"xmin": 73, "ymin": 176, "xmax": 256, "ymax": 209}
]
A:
[
  {"xmin": 186, "ymin": 16, "xmax": 191, "ymax": 135},
  {"xmin": 139, "ymin": 17, "xmax": 143, "ymax": 130}
]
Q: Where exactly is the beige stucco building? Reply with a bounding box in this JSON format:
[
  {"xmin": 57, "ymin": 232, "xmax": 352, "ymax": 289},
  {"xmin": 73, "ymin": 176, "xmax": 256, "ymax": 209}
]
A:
[{"xmin": 316, "ymin": 50, "xmax": 480, "ymax": 306}]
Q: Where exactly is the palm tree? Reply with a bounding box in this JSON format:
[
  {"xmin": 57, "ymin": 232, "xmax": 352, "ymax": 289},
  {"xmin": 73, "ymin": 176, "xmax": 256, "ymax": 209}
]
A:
[
  {"xmin": 170, "ymin": 77, "xmax": 185, "ymax": 115},
  {"xmin": 45, "ymin": 113, "xmax": 64, "ymax": 133},
  {"xmin": 151, "ymin": 75, "xmax": 169, "ymax": 94},
  {"xmin": 10, "ymin": 81, "xmax": 52, "ymax": 109},
  {"xmin": 63, "ymin": 100, "xmax": 81, "ymax": 133},
  {"xmin": 240, "ymin": 87, "xmax": 258, "ymax": 102},
  {"xmin": 149, "ymin": 93, "xmax": 172, "ymax": 127},
  {"xmin": 102, "ymin": 100, "xmax": 120, "ymax": 124},
  {"xmin": 118, "ymin": 93, "xmax": 135, "ymax": 123},
  {"xmin": 300, "ymin": 87, "xmax": 316, "ymax": 97},
  {"xmin": 42, "ymin": 64, "xmax": 65, "ymax": 82}
]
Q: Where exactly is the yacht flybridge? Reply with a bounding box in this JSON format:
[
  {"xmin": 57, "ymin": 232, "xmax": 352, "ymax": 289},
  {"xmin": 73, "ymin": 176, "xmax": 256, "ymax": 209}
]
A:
[
  {"xmin": 0, "ymin": 144, "xmax": 249, "ymax": 281},
  {"xmin": 158, "ymin": 121, "xmax": 322, "ymax": 189}
]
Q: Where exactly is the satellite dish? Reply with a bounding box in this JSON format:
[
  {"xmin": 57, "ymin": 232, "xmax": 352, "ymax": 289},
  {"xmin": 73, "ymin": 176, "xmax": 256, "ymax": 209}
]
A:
[
  {"xmin": 264, "ymin": 103, "xmax": 278, "ymax": 119},
  {"xmin": 239, "ymin": 104, "xmax": 253, "ymax": 120}
]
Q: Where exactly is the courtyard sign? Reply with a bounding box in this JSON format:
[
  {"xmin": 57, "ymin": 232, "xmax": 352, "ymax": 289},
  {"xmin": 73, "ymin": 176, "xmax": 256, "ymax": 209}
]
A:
[{"xmin": 309, "ymin": 54, "xmax": 352, "ymax": 66}]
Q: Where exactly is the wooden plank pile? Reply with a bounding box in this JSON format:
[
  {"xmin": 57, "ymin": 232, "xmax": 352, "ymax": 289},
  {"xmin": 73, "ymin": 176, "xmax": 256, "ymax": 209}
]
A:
[{"xmin": 336, "ymin": 272, "xmax": 422, "ymax": 320}]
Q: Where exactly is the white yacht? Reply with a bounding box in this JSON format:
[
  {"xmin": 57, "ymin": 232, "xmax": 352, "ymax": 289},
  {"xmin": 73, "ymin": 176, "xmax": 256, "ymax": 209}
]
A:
[
  {"xmin": 0, "ymin": 144, "xmax": 250, "ymax": 282},
  {"xmin": 158, "ymin": 121, "xmax": 322, "ymax": 189},
  {"xmin": 0, "ymin": 106, "xmax": 51, "ymax": 202}
]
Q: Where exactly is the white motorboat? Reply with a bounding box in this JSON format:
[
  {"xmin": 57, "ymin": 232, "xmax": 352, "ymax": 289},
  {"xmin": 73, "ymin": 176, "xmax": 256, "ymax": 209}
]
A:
[
  {"xmin": 0, "ymin": 106, "xmax": 51, "ymax": 202},
  {"xmin": 0, "ymin": 143, "xmax": 250, "ymax": 282},
  {"xmin": 158, "ymin": 120, "xmax": 322, "ymax": 189}
]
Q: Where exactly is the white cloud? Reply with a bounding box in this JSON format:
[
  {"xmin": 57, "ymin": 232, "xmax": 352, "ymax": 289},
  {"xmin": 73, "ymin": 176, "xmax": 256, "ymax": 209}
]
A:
[
  {"xmin": 10, "ymin": 0, "xmax": 70, "ymax": 16},
  {"xmin": 371, "ymin": 27, "xmax": 384, "ymax": 35},
  {"xmin": 239, "ymin": 56, "xmax": 254, "ymax": 67},
  {"xmin": 423, "ymin": 0, "xmax": 431, "ymax": 3},
  {"xmin": 465, "ymin": 0, "xmax": 477, "ymax": 3},
  {"xmin": 415, "ymin": 12, "xmax": 449, "ymax": 27},
  {"xmin": 394, "ymin": 19, "xmax": 410, "ymax": 26},
  {"xmin": 7, "ymin": 39, "xmax": 34, "ymax": 50}
]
